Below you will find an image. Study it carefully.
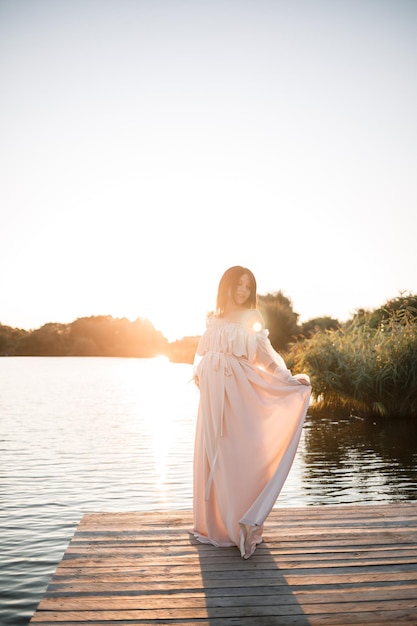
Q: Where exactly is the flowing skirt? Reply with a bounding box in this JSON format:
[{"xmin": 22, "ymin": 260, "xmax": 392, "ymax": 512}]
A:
[{"xmin": 191, "ymin": 351, "xmax": 311, "ymax": 558}]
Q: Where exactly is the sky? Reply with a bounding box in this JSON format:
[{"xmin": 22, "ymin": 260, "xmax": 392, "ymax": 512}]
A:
[{"xmin": 1, "ymin": 0, "xmax": 416, "ymax": 341}]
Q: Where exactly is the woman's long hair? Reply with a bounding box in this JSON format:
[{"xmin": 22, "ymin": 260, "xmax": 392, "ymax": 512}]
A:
[{"xmin": 216, "ymin": 266, "xmax": 257, "ymax": 315}]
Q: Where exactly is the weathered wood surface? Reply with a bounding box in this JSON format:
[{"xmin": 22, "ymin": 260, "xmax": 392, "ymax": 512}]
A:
[{"xmin": 30, "ymin": 503, "xmax": 417, "ymax": 625}]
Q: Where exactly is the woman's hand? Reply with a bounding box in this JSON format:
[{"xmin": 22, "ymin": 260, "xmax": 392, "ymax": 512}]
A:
[{"xmin": 295, "ymin": 373, "xmax": 311, "ymax": 386}]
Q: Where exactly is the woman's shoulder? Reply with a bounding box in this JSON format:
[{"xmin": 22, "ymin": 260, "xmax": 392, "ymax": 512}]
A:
[{"xmin": 245, "ymin": 308, "xmax": 265, "ymax": 331}]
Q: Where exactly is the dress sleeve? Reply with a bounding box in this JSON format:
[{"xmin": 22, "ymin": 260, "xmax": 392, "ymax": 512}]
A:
[{"xmin": 254, "ymin": 329, "xmax": 310, "ymax": 386}]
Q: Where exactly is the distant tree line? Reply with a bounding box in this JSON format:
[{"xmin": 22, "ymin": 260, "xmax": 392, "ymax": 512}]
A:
[
  {"xmin": 258, "ymin": 291, "xmax": 341, "ymax": 350},
  {"xmin": 0, "ymin": 316, "xmax": 168, "ymax": 358},
  {"xmin": 0, "ymin": 292, "xmax": 333, "ymax": 361}
]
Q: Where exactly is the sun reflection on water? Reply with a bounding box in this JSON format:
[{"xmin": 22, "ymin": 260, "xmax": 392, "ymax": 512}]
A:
[{"xmin": 110, "ymin": 356, "xmax": 197, "ymax": 506}]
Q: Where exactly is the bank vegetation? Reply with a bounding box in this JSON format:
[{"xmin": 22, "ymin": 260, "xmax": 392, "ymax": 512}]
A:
[{"xmin": 286, "ymin": 295, "xmax": 417, "ymax": 419}]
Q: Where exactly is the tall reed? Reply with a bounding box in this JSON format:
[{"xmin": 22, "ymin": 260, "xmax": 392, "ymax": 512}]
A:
[{"xmin": 287, "ymin": 310, "xmax": 417, "ymax": 418}]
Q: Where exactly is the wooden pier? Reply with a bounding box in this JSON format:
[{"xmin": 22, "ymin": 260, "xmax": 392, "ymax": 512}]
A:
[{"xmin": 30, "ymin": 502, "xmax": 417, "ymax": 625}]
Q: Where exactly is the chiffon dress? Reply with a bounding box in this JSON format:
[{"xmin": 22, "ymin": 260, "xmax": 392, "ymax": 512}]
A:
[{"xmin": 191, "ymin": 313, "xmax": 311, "ymax": 559}]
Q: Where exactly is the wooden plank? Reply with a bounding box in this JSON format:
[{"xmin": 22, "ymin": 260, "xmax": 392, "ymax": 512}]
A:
[
  {"xmin": 34, "ymin": 588, "xmax": 417, "ymax": 608},
  {"xmin": 30, "ymin": 503, "xmax": 417, "ymax": 625}
]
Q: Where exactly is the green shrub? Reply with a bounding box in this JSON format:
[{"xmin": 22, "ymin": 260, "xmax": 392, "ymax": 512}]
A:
[{"xmin": 287, "ymin": 310, "xmax": 417, "ymax": 418}]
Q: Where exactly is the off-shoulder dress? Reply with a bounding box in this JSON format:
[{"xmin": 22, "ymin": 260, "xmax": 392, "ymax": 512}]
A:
[{"xmin": 191, "ymin": 313, "xmax": 311, "ymax": 558}]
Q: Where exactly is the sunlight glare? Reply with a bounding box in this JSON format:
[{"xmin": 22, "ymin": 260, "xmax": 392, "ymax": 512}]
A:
[{"xmin": 135, "ymin": 358, "xmax": 190, "ymax": 505}]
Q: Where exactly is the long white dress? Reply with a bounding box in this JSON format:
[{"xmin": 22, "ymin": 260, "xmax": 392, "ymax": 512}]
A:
[{"xmin": 191, "ymin": 313, "xmax": 311, "ymax": 558}]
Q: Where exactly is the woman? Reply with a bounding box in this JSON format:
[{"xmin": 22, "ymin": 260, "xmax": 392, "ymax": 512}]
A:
[{"xmin": 191, "ymin": 266, "xmax": 311, "ymax": 559}]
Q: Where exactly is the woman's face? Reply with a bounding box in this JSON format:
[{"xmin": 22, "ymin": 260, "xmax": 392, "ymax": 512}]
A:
[{"xmin": 233, "ymin": 273, "xmax": 252, "ymax": 306}]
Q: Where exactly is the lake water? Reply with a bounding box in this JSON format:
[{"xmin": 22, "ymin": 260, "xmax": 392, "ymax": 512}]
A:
[{"xmin": 0, "ymin": 357, "xmax": 416, "ymax": 625}]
